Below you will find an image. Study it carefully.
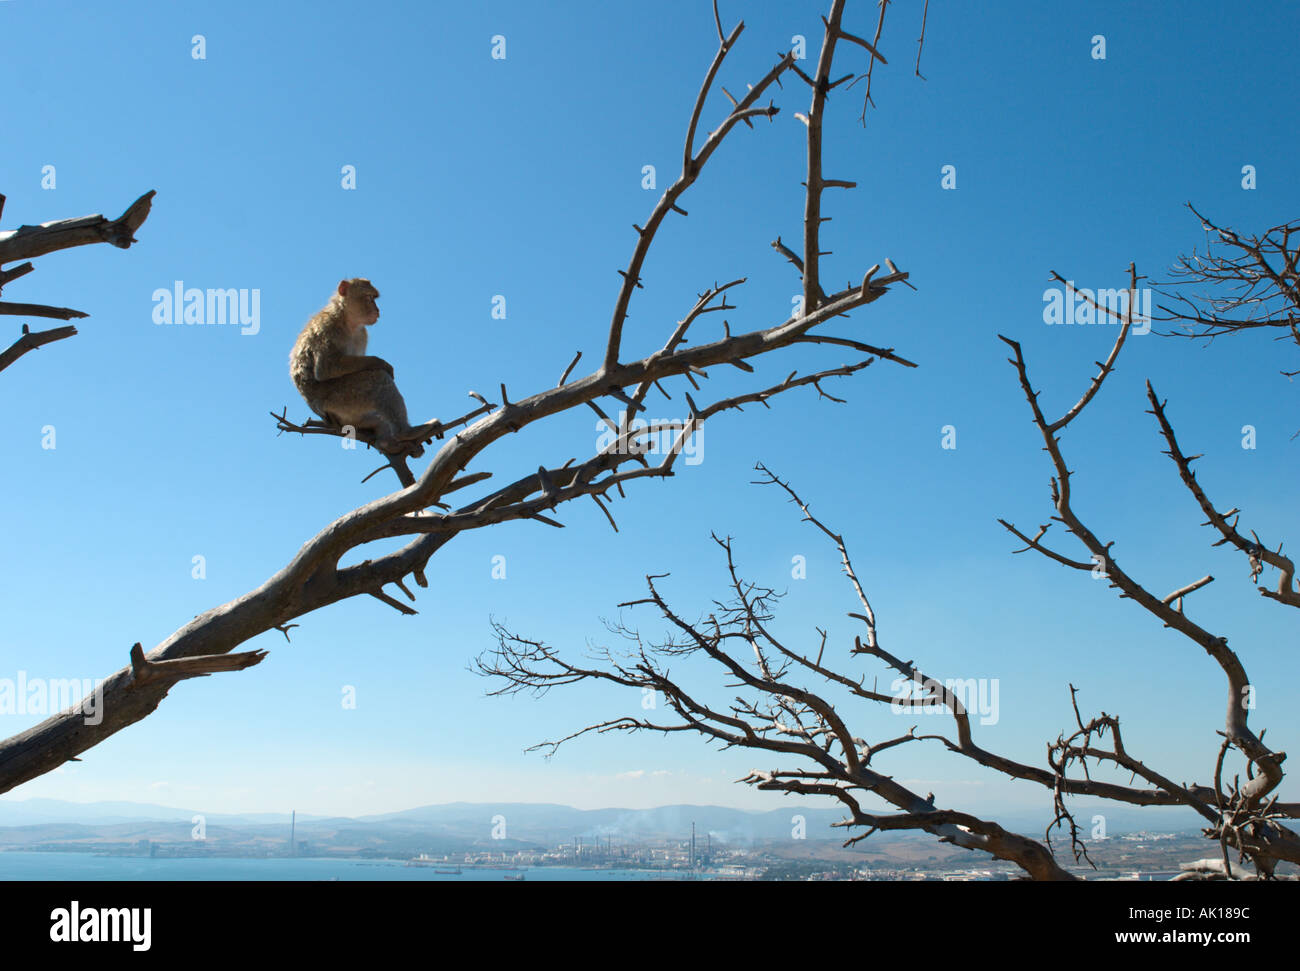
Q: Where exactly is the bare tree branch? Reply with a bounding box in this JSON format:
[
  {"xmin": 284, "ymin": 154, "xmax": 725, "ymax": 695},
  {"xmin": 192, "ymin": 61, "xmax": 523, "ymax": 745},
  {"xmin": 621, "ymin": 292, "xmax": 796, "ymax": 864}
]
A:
[
  {"xmin": 1153, "ymin": 204, "xmax": 1300, "ymax": 378},
  {"xmin": 0, "ymin": 3, "xmax": 914, "ymax": 795},
  {"xmin": 0, "ymin": 323, "xmax": 79, "ymax": 376},
  {"xmin": 999, "ymin": 264, "xmax": 1300, "ymax": 875},
  {"xmin": 475, "ymin": 280, "xmax": 1300, "ymax": 879},
  {"xmin": 475, "ymin": 468, "xmax": 1077, "ymax": 880},
  {"xmin": 1146, "ymin": 387, "xmax": 1299, "ymax": 609},
  {"xmin": 0, "ymin": 190, "xmax": 156, "ymax": 370},
  {"xmin": 0, "ymin": 302, "xmax": 90, "ymax": 320},
  {"xmin": 0, "ymin": 190, "xmax": 155, "ymax": 264}
]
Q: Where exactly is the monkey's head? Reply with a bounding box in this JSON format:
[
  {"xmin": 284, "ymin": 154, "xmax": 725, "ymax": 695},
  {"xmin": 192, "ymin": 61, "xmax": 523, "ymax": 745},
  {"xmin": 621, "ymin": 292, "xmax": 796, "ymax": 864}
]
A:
[{"xmin": 338, "ymin": 277, "xmax": 380, "ymax": 329}]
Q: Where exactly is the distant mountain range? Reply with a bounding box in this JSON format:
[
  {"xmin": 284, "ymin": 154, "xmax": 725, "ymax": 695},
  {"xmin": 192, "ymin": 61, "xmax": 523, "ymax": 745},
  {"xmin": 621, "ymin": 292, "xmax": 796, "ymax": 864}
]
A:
[
  {"xmin": 0, "ymin": 798, "xmax": 318, "ymax": 827},
  {"xmin": 0, "ymin": 797, "xmax": 1203, "ymax": 848}
]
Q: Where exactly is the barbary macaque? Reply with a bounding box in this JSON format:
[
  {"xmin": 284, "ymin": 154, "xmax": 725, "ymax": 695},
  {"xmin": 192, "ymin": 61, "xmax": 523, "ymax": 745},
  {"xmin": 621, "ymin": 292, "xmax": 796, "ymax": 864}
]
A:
[{"xmin": 290, "ymin": 278, "xmax": 437, "ymax": 457}]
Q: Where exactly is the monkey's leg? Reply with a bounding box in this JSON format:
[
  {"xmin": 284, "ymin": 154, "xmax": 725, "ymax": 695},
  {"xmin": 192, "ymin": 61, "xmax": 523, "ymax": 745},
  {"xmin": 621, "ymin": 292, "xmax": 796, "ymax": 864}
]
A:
[
  {"xmin": 355, "ymin": 409, "xmax": 405, "ymax": 454},
  {"xmin": 374, "ymin": 380, "xmax": 413, "ymax": 432},
  {"xmin": 402, "ymin": 418, "xmax": 442, "ymax": 442},
  {"xmin": 372, "ymin": 379, "xmax": 436, "ymax": 454},
  {"xmin": 354, "ymin": 376, "xmax": 428, "ymax": 456},
  {"xmin": 310, "ymin": 374, "xmax": 405, "ymax": 453}
]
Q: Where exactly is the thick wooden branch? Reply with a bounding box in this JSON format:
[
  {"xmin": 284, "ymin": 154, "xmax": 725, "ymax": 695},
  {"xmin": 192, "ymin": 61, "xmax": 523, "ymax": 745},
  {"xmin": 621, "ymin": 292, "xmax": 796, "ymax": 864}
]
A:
[
  {"xmin": 0, "ymin": 3, "xmax": 913, "ymax": 796},
  {"xmin": 0, "ymin": 190, "xmax": 155, "ymax": 375},
  {"xmin": 272, "ymin": 392, "xmax": 497, "ymax": 487},
  {"xmin": 0, "ymin": 266, "xmax": 909, "ymax": 795},
  {"xmin": 0, "ymin": 302, "xmax": 90, "ymax": 320},
  {"xmin": 0, "ymin": 190, "xmax": 155, "ymax": 264},
  {"xmin": 0, "ymin": 261, "xmax": 34, "ymax": 289},
  {"xmin": 800, "ymin": 0, "xmax": 847, "ymax": 313},
  {"xmin": 129, "ymin": 642, "xmax": 267, "ymax": 685},
  {"xmin": 0, "ymin": 324, "xmax": 78, "ymax": 376}
]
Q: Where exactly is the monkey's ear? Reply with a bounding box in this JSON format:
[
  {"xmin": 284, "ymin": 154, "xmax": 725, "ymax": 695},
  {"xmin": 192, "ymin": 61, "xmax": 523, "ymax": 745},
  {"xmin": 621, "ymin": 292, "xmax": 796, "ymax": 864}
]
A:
[{"xmin": 337, "ymin": 280, "xmax": 350, "ymax": 297}]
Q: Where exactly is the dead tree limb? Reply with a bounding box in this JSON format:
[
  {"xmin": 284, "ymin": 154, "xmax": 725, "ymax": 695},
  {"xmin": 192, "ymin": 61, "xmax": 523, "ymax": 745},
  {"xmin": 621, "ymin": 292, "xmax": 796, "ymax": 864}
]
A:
[
  {"xmin": 0, "ymin": 190, "xmax": 156, "ymax": 374},
  {"xmin": 476, "ymin": 265, "xmax": 1300, "ymax": 880},
  {"xmin": 0, "ymin": 190, "xmax": 155, "ymax": 265},
  {"xmin": 1147, "ymin": 392, "xmax": 1299, "ymax": 609},
  {"xmin": 999, "ymin": 263, "xmax": 1300, "ymax": 876},
  {"xmin": 0, "ymin": 323, "xmax": 79, "ymax": 376},
  {"xmin": 475, "ymin": 465, "xmax": 1076, "ymax": 880},
  {"xmin": 0, "ymin": 2, "xmax": 914, "ymax": 795},
  {"xmin": 1153, "ymin": 204, "xmax": 1300, "ymax": 378}
]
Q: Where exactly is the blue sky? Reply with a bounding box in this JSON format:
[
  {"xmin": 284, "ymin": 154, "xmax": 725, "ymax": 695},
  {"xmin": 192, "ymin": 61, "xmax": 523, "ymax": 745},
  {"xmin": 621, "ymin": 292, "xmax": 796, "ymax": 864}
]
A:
[{"xmin": 0, "ymin": 0, "xmax": 1296, "ymax": 826}]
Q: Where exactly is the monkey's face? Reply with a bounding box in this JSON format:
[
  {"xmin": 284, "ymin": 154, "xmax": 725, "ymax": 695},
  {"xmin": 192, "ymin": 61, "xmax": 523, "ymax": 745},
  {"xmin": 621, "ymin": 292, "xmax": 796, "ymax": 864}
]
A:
[{"xmin": 344, "ymin": 279, "xmax": 381, "ymax": 327}]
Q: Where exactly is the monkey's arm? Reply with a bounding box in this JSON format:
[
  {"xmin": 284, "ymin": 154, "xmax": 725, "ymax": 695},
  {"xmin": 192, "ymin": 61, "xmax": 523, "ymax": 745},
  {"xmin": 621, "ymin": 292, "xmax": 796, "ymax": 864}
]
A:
[{"xmin": 314, "ymin": 351, "xmax": 393, "ymax": 381}]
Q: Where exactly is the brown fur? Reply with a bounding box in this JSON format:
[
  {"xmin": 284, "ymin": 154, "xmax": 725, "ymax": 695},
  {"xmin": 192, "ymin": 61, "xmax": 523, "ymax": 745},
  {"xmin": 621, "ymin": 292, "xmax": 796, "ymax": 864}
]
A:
[{"xmin": 289, "ymin": 278, "xmax": 435, "ymax": 456}]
